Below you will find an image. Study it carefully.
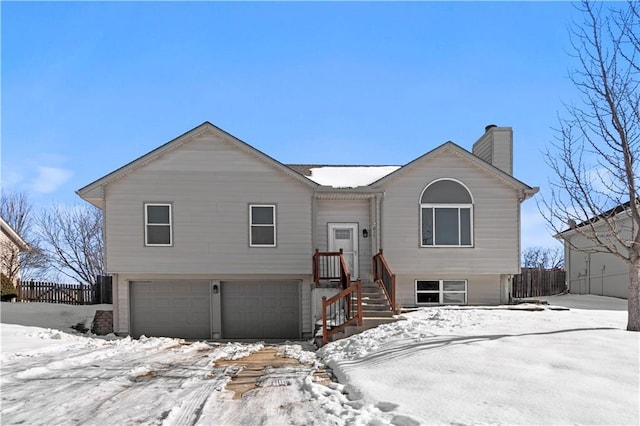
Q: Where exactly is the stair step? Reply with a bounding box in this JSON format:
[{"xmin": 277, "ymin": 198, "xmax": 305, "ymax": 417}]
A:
[
  {"xmin": 353, "ymin": 306, "xmax": 391, "ymax": 312},
  {"xmin": 362, "ymin": 294, "xmax": 387, "ymax": 300},
  {"xmin": 362, "ymin": 293, "xmax": 385, "ymax": 298},
  {"xmin": 362, "ymin": 310, "xmax": 394, "ymax": 318},
  {"xmin": 361, "ymin": 301, "xmax": 390, "ymax": 307},
  {"xmin": 361, "ymin": 298, "xmax": 388, "ymax": 304}
]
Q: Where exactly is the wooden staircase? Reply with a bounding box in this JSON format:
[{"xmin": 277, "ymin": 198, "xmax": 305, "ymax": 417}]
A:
[
  {"xmin": 315, "ymin": 249, "xmax": 399, "ymax": 345},
  {"xmin": 321, "ymin": 281, "xmax": 401, "ymax": 344},
  {"xmin": 361, "ymin": 280, "xmax": 395, "ymax": 320}
]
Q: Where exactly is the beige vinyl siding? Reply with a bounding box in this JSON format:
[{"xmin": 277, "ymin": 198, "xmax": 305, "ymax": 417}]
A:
[
  {"xmin": 564, "ymin": 228, "xmax": 630, "ymax": 299},
  {"xmin": 115, "ymin": 275, "xmax": 128, "ymax": 334},
  {"xmin": 472, "ymin": 138, "xmax": 492, "ymax": 165},
  {"xmin": 492, "ymin": 137, "xmax": 512, "ymax": 176},
  {"xmin": 315, "ymin": 199, "xmax": 372, "ymax": 282},
  {"xmin": 104, "ymin": 132, "xmax": 313, "ymax": 275},
  {"xmin": 471, "ymin": 127, "xmax": 513, "ymax": 175},
  {"xmin": 300, "ymin": 279, "xmax": 312, "ymax": 337},
  {"xmin": 379, "ymin": 149, "xmax": 521, "ymax": 275},
  {"xmin": 395, "ymin": 274, "xmax": 501, "ymax": 307}
]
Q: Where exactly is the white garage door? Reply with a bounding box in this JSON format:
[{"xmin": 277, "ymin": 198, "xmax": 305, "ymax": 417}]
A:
[
  {"xmin": 130, "ymin": 280, "xmax": 211, "ymax": 339},
  {"xmin": 222, "ymin": 281, "xmax": 300, "ymax": 339}
]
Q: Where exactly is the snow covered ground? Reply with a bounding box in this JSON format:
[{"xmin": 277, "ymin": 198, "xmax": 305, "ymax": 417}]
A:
[
  {"xmin": 1, "ymin": 294, "xmax": 638, "ymax": 425},
  {"xmin": 320, "ymin": 294, "xmax": 640, "ymax": 425}
]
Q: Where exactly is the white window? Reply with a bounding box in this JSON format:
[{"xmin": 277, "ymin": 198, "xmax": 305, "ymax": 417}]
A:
[
  {"xmin": 420, "ymin": 179, "xmax": 473, "ymax": 247},
  {"xmin": 416, "ymin": 280, "xmax": 467, "ymax": 305},
  {"xmin": 250, "ymin": 204, "xmax": 276, "ymax": 247},
  {"xmin": 145, "ymin": 203, "xmax": 172, "ymax": 246}
]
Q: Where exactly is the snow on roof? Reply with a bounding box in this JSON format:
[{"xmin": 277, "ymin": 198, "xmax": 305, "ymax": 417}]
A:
[{"xmin": 301, "ymin": 166, "xmax": 401, "ymax": 188}]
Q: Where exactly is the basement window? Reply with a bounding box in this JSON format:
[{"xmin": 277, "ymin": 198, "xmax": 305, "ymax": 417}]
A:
[{"xmin": 415, "ymin": 280, "xmax": 467, "ymax": 305}]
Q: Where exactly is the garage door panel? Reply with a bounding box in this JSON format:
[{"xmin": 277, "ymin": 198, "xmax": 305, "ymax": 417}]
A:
[
  {"xmin": 222, "ymin": 281, "xmax": 300, "ymax": 339},
  {"xmin": 262, "ymin": 298, "xmax": 280, "ymax": 309},
  {"xmin": 130, "ymin": 280, "xmax": 211, "ymax": 339}
]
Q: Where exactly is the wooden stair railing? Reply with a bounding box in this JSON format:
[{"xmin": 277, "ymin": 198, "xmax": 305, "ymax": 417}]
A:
[
  {"xmin": 321, "ymin": 280, "xmax": 363, "ymax": 345},
  {"xmin": 372, "ymin": 249, "xmax": 397, "ymax": 313},
  {"xmin": 313, "ymin": 249, "xmax": 351, "ymax": 289}
]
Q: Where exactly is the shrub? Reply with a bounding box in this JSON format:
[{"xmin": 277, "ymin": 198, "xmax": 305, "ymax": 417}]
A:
[{"xmin": 1, "ymin": 274, "xmax": 18, "ymax": 301}]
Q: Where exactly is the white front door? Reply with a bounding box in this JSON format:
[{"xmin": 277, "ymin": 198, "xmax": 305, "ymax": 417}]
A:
[{"xmin": 328, "ymin": 223, "xmax": 358, "ymax": 280}]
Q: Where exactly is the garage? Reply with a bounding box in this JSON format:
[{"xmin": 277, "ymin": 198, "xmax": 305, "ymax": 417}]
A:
[
  {"xmin": 221, "ymin": 281, "xmax": 300, "ymax": 339},
  {"xmin": 130, "ymin": 280, "xmax": 211, "ymax": 339}
]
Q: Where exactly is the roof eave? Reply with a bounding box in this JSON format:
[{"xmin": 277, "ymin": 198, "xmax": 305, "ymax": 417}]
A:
[
  {"xmin": 372, "ymin": 141, "xmax": 536, "ymax": 192},
  {"xmin": 0, "ymin": 217, "xmax": 29, "ymax": 251},
  {"xmin": 76, "ymin": 122, "xmax": 319, "ymax": 200}
]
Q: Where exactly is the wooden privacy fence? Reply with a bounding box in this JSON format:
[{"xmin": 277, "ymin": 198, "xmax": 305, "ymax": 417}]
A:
[
  {"xmin": 512, "ymin": 268, "xmax": 566, "ymax": 299},
  {"xmin": 16, "ymin": 276, "xmax": 113, "ymax": 305}
]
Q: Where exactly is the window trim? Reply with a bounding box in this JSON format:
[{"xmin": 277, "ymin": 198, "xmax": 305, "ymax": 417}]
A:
[
  {"xmin": 420, "ymin": 205, "xmax": 474, "ymax": 247},
  {"xmin": 144, "ymin": 203, "xmax": 173, "ymax": 247},
  {"xmin": 415, "ymin": 279, "xmax": 468, "ymax": 305},
  {"xmin": 249, "ymin": 204, "xmax": 276, "ymax": 247},
  {"xmin": 419, "ymin": 178, "xmax": 474, "ymax": 248}
]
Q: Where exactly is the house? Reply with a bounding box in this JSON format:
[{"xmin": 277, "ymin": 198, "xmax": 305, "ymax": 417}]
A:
[
  {"xmin": 77, "ymin": 122, "xmax": 537, "ymax": 340},
  {"xmin": 557, "ymin": 201, "xmax": 633, "ymax": 299},
  {"xmin": 0, "ymin": 215, "xmax": 29, "ymax": 284}
]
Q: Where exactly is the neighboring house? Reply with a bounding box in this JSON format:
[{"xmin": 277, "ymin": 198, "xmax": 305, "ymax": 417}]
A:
[
  {"xmin": 557, "ymin": 202, "xmax": 633, "ymax": 299},
  {"xmin": 77, "ymin": 122, "xmax": 537, "ymax": 339},
  {"xmin": 0, "ymin": 215, "xmax": 29, "ymax": 284}
]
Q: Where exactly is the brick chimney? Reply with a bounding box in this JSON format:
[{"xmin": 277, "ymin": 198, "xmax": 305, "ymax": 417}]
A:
[{"xmin": 472, "ymin": 124, "xmax": 513, "ymax": 175}]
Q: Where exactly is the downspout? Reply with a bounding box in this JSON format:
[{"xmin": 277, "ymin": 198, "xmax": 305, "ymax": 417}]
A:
[
  {"xmin": 564, "ymin": 239, "xmax": 571, "ymax": 293},
  {"xmin": 508, "ymin": 274, "xmax": 513, "ymax": 304},
  {"xmin": 101, "ymin": 185, "xmax": 107, "ymax": 275},
  {"xmin": 587, "ymin": 253, "xmax": 592, "ymax": 294},
  {"xmin": 375, "ymin": 193, "xmax": 383, "ymax": 251},
  {"xmin": 311, "ymin": 195, "xmax": 317, "ymax": 253}
]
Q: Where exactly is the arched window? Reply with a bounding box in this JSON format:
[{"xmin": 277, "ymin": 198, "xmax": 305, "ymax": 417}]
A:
[{"xmin": 420, "ymin": 179, "xmax": 473, "ymax": 247}]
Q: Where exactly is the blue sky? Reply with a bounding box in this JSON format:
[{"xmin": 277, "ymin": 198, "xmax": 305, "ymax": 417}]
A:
[{"xmin": 2, "ymin": 1, "xmax": 582, "ymax": 250}]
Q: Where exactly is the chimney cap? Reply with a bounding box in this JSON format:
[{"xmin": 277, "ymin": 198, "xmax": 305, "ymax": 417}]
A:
[{"xmin": 485, "ymin": 124, "xmax": 498, "ymax": 132}]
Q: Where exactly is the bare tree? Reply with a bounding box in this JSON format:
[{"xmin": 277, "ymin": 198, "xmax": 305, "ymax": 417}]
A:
[
  {"xmin": 540, "ymin": 1, "xmax": 640, "ymax": 330},
  {"xmin": 522, "ymin": 246, "xmax": 565, "ymax": 269},
  {"xmin": 36, "ymin": 204, "xmax": 104, "ymax": 285},
  {"xmin": 0, "ymin": 191, "xmax": 48, "ymax": 282}
]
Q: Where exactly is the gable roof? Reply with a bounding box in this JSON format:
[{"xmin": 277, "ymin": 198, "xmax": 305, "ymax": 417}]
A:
[
  {"xmin": 77, "ymin": 122, "xmax": 538, "ymax": 206},
  {"xmin": 556, "ymin": 199, "xmax": 637, "ymax": 237},
  {"xmin": 371, "ymin": 141, "xmax": 538, "ymax": 199},
  {"xmin": 77, "ymin": 122, "xmax": 318, "ymax": 207},
  {"xmin": 0, "ymin": 216, "xmax": 29, "ymax": 251}
]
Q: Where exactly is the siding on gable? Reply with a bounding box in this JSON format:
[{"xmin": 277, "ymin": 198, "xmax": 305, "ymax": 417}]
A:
[
  {"xmin": 104, "ymin": 132, "xmax": 313, "ymax": 275},
  {"xmin": 315, "ymin": 199, "xmax": 373, "ymax": 282},
  {"xmin": 379, "ymin": 149, "xmax": 521, "ymax": 275}
]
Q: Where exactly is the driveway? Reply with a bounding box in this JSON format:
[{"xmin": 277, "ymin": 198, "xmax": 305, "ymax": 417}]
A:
[{"xmin": 0, "ymin": 330, "xmax": 376, "ymax": 425}]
